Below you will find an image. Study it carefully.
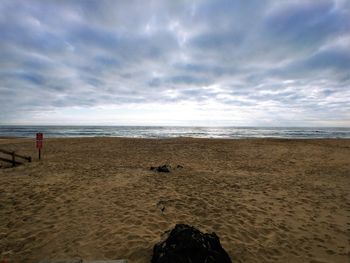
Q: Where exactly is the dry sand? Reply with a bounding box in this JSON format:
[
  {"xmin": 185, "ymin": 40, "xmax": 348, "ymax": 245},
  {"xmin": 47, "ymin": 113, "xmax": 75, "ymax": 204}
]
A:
[{"xmin": 0, "ymin": 137, "xmax": 349, "ymax": 263}]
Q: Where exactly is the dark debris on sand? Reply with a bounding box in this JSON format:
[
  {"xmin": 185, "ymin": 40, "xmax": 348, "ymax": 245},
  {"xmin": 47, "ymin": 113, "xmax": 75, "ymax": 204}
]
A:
[{"xmin": 150, "ymin": 164, "xmax": 184, "ymax": 173}]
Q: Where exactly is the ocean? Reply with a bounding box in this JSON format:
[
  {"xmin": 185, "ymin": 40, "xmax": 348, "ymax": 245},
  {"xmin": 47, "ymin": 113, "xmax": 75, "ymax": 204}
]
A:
[{"xmin": 0, "ymin": 126, "xmax": 349, "ymax": 139}]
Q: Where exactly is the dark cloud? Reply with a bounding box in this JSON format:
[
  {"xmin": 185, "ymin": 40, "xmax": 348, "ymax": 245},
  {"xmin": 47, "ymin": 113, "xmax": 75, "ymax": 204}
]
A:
[{"xmin": 0, "ymin": 0, "xmax": 349, "ymax": 125}]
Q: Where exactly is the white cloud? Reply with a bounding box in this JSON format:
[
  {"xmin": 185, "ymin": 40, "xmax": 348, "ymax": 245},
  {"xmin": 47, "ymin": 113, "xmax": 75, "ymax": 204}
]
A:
[{"xmin": 0, "ymin": 0, "xmax": 349, "ymax": 126}]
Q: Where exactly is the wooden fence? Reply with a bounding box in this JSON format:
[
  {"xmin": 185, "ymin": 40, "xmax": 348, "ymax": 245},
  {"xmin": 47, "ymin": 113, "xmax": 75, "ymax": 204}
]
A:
[{"xmin": 0, "ymin": 149, "xmax": 31, "ymax": 167}]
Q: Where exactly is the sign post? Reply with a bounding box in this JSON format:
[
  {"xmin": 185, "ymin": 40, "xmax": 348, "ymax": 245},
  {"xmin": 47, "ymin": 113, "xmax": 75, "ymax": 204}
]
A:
[{"xmin": 36, "ymin": 133, "xmax": 43, "ymax": 160}]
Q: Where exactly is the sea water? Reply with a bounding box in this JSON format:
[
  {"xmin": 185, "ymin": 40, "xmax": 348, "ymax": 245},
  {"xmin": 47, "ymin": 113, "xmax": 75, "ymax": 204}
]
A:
[{"xmin": 0, "ymin": 126, "xmax": 349, "ymax": 139}]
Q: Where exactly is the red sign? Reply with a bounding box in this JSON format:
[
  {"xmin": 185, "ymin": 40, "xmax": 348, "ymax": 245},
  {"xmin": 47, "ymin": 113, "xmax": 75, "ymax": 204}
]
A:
[
  {"xmin": 36, "ymin": 133, "xmax": 43, "ymax": 140},
  {"xmin": 36, "ymin": 133, "xmax": 43, "ymax": 149}
]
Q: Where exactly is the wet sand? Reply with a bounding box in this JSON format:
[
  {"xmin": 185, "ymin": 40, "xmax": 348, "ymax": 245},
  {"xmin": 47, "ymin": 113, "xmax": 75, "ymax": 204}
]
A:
[{"xmin": 0, "ymin": 138, "xmax": 349, "ymax": 262}]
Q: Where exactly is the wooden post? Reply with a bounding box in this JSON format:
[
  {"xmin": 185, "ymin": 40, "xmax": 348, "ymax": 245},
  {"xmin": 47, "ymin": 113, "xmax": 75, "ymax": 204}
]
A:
[
  {"xmin": 36, "ymin": 133, "xmax": 43, "ymax": 161},
  {"xmin": 12, "ymin": 151, "xmax": 15, "ymax": 167}
]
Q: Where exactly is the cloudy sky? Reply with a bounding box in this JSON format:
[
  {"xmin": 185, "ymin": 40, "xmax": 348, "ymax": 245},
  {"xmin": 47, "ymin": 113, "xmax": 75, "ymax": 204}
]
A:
[{"xmin": 0, "ymin": 0, "xmax": 349, "ymax": 126}]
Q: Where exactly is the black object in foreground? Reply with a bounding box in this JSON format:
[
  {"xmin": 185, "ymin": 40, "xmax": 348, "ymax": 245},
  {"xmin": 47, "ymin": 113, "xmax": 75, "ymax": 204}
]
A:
[{"xmin": 151, "ymin": 224, "xmax": 232, "ymax": 263}]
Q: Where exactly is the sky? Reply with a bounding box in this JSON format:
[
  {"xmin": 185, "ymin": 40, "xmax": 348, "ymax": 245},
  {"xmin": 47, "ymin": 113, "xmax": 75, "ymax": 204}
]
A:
[{"xmin": 0, "ymin": 0, "xmax": 349, "ymax": 126}]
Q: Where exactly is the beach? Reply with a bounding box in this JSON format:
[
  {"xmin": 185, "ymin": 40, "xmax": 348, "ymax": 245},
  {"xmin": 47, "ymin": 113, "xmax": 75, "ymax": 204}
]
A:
[{"xmin": 0, "ymin": 137, "xmax": 349, "ymax": 263}]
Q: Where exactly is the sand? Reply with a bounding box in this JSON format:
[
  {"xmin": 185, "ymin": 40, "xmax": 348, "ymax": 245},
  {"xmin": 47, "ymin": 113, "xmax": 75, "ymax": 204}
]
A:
[{"xmin": 0, "ymin": 137, "xmax": 349, "ymax": 263}]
